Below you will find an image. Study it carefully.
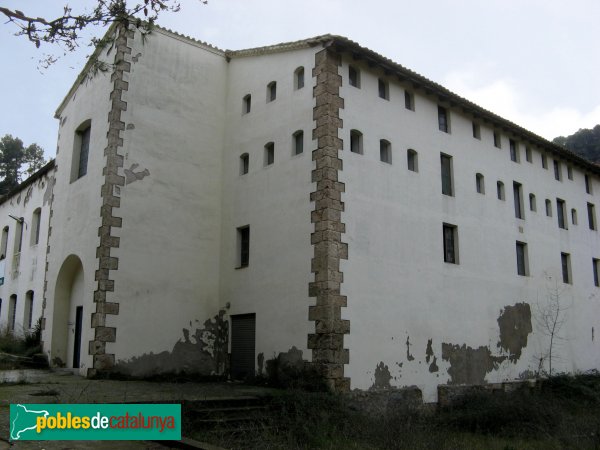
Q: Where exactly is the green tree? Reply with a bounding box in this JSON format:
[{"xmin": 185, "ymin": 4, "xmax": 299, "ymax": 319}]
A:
[
  {"xmin": 553, "ymin": 124, "xmax": 600, "ymax": 163},
  {"xmin": 0, "ymin": 135, "xmax": 46, "ymax": 196}
]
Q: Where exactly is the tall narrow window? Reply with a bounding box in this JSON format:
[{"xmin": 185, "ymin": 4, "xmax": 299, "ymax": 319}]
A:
[
  {"xmin": 593, "ymin": 258, "xmax": 600, "ymax": 287},
  {"xmin": 240, "ymin": 153, "xmax": 249, "ymax": 175},
  {"xmin": 561, "ymin": 252, "xmax": 571, "ymax": 284},
  {"xmin": 494, "ymin": 132, "xmax": 501, "ymax": 148},
  {"xmin": 14, "ymin": 218, "xmax": 23, "ymax": 254},
  {"xmin": 264, "ymin": 142, "xmax": 275, "ymax": 166},
  {"xmin": 516, "ymin": 242, "xmax": 528, "ymax": 276},
  {"xmin": 438, "ymin": 106, "xmax": 449, "ymax": 133},
  {"xmin": 553, "ymin": 160, "xmax": 561, "ymax": 181},
  {"xmin": 237, "ymin": 226, "xmax": 250, "ymax": 268},
  {"xmin": 242, "ymin": 94, "xmax": 251, "ymax": 114},
  {"xmin": 293, "ymin": 130, "xmax": 304, "ymax": 155},
  {"xmin": 72, "ymin": 122, "xmax": 91, "ymax": 181},
  {"xmin": 525, "ymin": 147, "xmax": 532, "ymax": 163},
  {"xmin": 31, "ymin": 208, "xmax": 41, "ymax": 246},
  {"xmin": 404, "ymin": 90, "xmax": 414, "ymax": 110},
  {"xmin": 529, "ymin": 193, "xmax": 536, "ymax": 212},
  {"xmin": 0, "ymin": 226, "xmax": 8, "ymax": 260},
  {"xmin": 8, "ymin": 294, "xmax": 16, "ymax": 332},
  {"xmin": 567, "ymin": 166, "xmax": 573, "ymax": 180},
  {"xmin": 513, "ymin": 182, "xmax": 524, "ymax": 219},
  {"xmin": 546, "ymin": 199, "xmax": 552, "ymax": 217},
  {"xmin": 379, "ymin": 140, "xmax": 392, "ymax": 164},
  {"xmin": 407, "ymin": 149, "xmax": 418, "ymax": 172},
  {"xmin": 349, "ymin": 65, "xmax": 360, "ymax": 88},
  {"xmin": 476, "ymin": 173, "xmax": 485, "ymax": 194},
  {"xmin": 266, "ymin": 81, "xmax": 277, "ymax": 102},
  {"xmin": 24, "ymin": 290, "xmax": 34, "ymax": 329},
  {"xmin": 585, "ymin": 174, "xmax": 592, "ymax": 194},
  {"xmin": 472, "ymin": 122, "xmax": 481, "ymax": 139},
  {"xmin": 588, "ymin": 203, "xmax": 597, "ymax": 230},
  {"xmin": 497, "ymin": 181, "xmax": 505, "ymax": 200},
  {"xmin": 509, "ymin": 139, "xmax": 519, "ymax": 162},
  {"xmin": 541, "ymin": 153, "xmax": 548, "ymax": 169},
  {"xmin": 571, "ymin": 208, "xmax": 578, "ymax": 225},
  {"xmin": 350, "ymin": 130, "xmax": 363, "ymax": 154},
  {"xmin": 443, "ymin": 224, "xmax": 458, "ymax": 264},
  {"xmin": 378, "ymin": 78, "xmax": 389, "ymax": 100},
  {"xmin": 557, "ymin": 198, "xmax": 567, "ymax": 229},
  {"xmin": 440, "ymin": 154, "xmax": 453, "ymax": 196},
  {"xmin": 294, "ymin": 67, "xmax": 305, "ymax": 90}
]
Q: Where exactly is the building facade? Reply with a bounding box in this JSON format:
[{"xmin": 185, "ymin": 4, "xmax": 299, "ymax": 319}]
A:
[{"xmin": 13, "ymin": 25, "xmax": 598, "ymax": 401}]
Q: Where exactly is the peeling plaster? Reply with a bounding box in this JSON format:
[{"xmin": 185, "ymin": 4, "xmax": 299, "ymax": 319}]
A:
[
  {"xmin": 124, "ymin": 164, "xmax": 150, "ymax": 185},
  {"xmin": 496, "ymin": 302, "xmax": 532, "ymax": 362},
  {"xmin": 43, "ymin": 177, "xmax": 55, "ymax": 206},
  {"xmin": 371, "ymin": 362, "xmax": 392, "ymax": 390},
  {"xmin": 441, "ymin": 343, "xmax": 506, "ymax": 385},
  {"xmin": 115, "ymin": 310, "xmax": 228, "ymax": 377}
]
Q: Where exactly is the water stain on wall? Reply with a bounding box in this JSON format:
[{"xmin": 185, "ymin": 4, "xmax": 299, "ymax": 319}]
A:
[
  {"xmin": 115, "ymin": 310, "xmax": 228, "ymax": 377},
  {"xmin": 496, "ymin": 302, "xmax": 532, "ymax": 362},
  {"xmin": 371, "ymin": 361, "xmax": 392, "ymax": 390},
  {"xmin": 441, "ymin": 343, "xmax": 506, "ymax": 385}
]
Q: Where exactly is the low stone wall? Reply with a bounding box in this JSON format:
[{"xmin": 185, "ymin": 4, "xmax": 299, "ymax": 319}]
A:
[
  {"xmin": 437, "ymin": 379, "xmax": 538, "ymax": 407},
  {"xmin": 346, "ymin": 387, "xmax": 423, "ymax": 417}
]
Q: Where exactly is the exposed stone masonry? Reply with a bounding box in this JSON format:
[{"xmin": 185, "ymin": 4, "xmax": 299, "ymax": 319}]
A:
[
  {"xmin": 308, "ymin": 47, "xmax": 350, "ymax": 392},
  {"xmin": 87, "ymin": 23, "xmax": 132, "ymax": 376}
]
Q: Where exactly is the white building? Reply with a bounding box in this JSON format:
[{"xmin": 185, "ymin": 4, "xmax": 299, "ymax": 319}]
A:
[
  {"xmin": 0, "ymin": 161, "xmax": 55, "ymax": 337},
  {"xmin": 25, "ymin": 25, "xmax": 600, "ymax": 401}
]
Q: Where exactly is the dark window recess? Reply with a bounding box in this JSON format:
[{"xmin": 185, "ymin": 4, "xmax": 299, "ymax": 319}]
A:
[
  {"xmin": 239, "ymin": 227, "xmax": 250, "ymax": 267},
  {"xmin": 441, "ymin": 154, "xmax": 453, "ymax": 196},
  {"xmin": 588, "ymin": 203, "xmax": 597, "ymax": 230},
  {"xmin": 443, "ymin": 224, "xmax": 457, "ymax": 264},
  {"xmin": 561, "ymin": 252, "xmax": 571, "ymax": 284},
  {"xmin": 438, "ymin": 106, "xmax": 449, "ymax": 133},
  {"xmin": 513, "ymin": 182, "xmax": 524, "ymax": 219},
  {"xmin": 557, "ymin": 199, "xmax": 567, "ymax": 229},
  {"xmin": 78, "ymin": 126, "xmax": 91, "ymax": 179},
  {"xmin": 516, "ymin": 242, "xmax": 527, "ymax": 276}
]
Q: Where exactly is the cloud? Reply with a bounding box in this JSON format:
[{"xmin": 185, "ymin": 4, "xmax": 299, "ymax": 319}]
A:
[{"xmin": 442, "ymin": 70, "xmax": 600, "ymax": 140}]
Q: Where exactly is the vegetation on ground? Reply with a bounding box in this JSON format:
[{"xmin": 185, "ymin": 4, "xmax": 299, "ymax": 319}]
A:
[{"xmin": 190, "ymin": 373, "xmax": 600, "ymax": 449}]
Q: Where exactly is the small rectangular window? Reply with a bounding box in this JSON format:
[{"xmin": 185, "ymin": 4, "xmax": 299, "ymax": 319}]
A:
[
  {"xmin": 588, "ymin": 203, "xmax": 596, "ymax": 230},
  {"xmin": 510, "ymin": 139, "xmax": 519, "ymax": 162},
  {"xmin": 294, "ymin": 67, "xmax": 304, "ymax": 90},
  {"xmin": 594, "ymin": 258, "xmax": 600, "ymax": 287},
  {"xmin": 541, "ymin": 153, "xmax": 548, "ymax": 169},
  {"xmin": 585, "ymin": 174, "xmax": 592, "ymax": 194},
  {"xmin": 404, "ymin": 90, "xmax": 414, "ymax": 111},
  {"xmin": 561, "ymin": 252, "xmax": 571, "ymax": 284},
  {"xmin": 443, "ymin": 224, "xmax": 458, "ymax": 264},
  {"xmin": 264, "ymin": 142, "xmax": 274, "ymax": 166},
  {"xmin": 529, "ymin": 193, "xmax": 536, "ymax": 212},
  {"xmin": 349, "ymin": 65, "xmax": 360, "ymax": 88},
  {"xmin": 378, "ymin": 78, "xmax": 389, "ymax": 100},
  {"xmin": 516, "ymin": 241, "xmax": 528, "ymax": 276},
  {"xmin": 380, "ymin": 140, "xmax": 392, "ymax": 164},
  {"xmin": 240, "ymin": 153, "xmax": 249, "ymax": 175},
  {"xmin": 513, "ymin": 182, "xmax": 524, "ymax": 219},
  {"xmin": 0, "ymin": 227, "xmax": 8, "ymax": 260},
  {"xmin": 525, "ymin": 147, "xmax": 532, "ymax": 163},
  {"xmin": 546, "ymin": 199, "xmax": 552, "ymax": 217},
  {"xmin": 31, "ymin": 208, "xmax": 41, "ymax": 246},
  {"xmin": 494, "ymin": 132, "xmax": 501, "ymax": 148},
  {"xmin": 497, "ymin": 181, "xmax": 505, "ymax": 201},
  {"xmin": 440, "ymin": 153, "xmax": 453, "ymax": 196},
  {"xmin": 267, "ymin": 81, "xmax": 277, "ymax": 102},
  {"xmin": 237, "ymin": 226, "xmax": 250, "ymax": 268},
  {"xmin": 571, "ymin": 208, "xmax": 578, "ymax": 226},
  {"xmin": 14, "ymin": 218, "xmax": 23, "ymax": 254},
  {"xmin": 407, "ymin": 149, "xmax": 418, "ymax": 172},
  {"xmin": 438, "ymin": 106, "xmax": 449, "ymax": 133},
  {"xmin": 553, "ymin": 160, "xmax": 561, "ymax": 181},
  {"xmin": 293, "ymin": 131, "xmax": 304, "ymax": 155},
  {"xmin": 8, "ymin": 295, "xmax": 16, "ymax": 331},
  {"xmin": 567, "ymin": 165, "xmax": 573, "ymax": 180},
  {"xmin": 557, "ymin": 198, "xmax": 567, "ymax": 229},
  {"xmin": 476, "ymin": 173, "xmax": 485, "ymax": 194},
  {"xmin": 472, "ymin": 122, "xmax": 481, "ymax": 139},
  {"xmin": 350, "ymin": 130, "xmax": 363, "ymax": 154},
  {"xmin": 243, "ymin": 94, "xmax": 251, "ymax": 114}
]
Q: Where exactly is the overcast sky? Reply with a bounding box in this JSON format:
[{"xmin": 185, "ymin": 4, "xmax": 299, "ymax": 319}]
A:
[{"xmin": 1, "ymin": 0, "xmax": 599, "ymax": 160}]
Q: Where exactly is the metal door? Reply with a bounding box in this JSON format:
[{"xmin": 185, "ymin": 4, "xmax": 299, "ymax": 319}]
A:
[{"xmin": 230, "ymin": 313, "xmax": 256, "ymax": 379}]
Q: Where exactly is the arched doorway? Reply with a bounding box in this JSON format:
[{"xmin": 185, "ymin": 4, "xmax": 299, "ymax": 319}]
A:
[{"xmin": 51, "ymin": 255, "xmax": 84, "ymax": 368}]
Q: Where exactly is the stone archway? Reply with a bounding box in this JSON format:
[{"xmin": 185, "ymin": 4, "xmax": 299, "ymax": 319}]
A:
[{"xmin": 50, "ymin": 255, "xmax": 84, "ymax": 368}]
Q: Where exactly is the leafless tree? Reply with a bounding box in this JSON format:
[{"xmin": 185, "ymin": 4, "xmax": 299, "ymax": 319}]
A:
[
  {"xmin": 534, "ymin": 276, "xmax": 572, "ymax": 377},
  {"xmin": 0, "ymin": 1, "xmax": 206, "ymax": 67}
]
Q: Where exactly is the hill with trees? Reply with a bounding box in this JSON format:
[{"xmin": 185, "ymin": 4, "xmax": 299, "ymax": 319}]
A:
[{"xmin": 553, "ymin": 125, "xmax": 600, "ymax": 164}]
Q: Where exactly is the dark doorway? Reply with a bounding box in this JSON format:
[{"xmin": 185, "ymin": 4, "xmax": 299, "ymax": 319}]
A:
[
  {"xmin": 230, "ymin": 313, "xmax": 256, "ymax": 379},
  {"xmin": 73, "ymin": 306, "xmax": 83, "ymax": 368}
]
